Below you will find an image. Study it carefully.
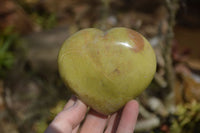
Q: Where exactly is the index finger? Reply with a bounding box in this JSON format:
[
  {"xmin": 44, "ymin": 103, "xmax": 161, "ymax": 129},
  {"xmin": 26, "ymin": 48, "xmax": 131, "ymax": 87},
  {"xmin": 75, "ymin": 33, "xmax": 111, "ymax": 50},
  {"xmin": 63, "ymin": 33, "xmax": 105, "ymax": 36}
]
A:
[{"xmin": 116, "ymin": 100, "xmax": 139, "ymax": 133}]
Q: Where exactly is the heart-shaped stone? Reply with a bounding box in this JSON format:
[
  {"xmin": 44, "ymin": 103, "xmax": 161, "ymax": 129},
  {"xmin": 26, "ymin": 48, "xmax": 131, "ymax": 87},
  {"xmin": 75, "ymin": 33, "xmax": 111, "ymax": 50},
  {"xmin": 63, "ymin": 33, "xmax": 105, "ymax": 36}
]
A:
[{"xmin": 58, "ymin": 27, "xmax": 156, "ymax": 115}]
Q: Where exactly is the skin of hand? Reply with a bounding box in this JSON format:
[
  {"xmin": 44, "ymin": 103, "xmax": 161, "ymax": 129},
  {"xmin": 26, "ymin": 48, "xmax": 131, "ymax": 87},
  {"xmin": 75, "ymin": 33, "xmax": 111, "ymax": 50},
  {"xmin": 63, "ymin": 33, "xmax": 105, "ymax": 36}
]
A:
[{"xmin": 45, "ymin": 96, "xmax": 139, "ymax": 133}]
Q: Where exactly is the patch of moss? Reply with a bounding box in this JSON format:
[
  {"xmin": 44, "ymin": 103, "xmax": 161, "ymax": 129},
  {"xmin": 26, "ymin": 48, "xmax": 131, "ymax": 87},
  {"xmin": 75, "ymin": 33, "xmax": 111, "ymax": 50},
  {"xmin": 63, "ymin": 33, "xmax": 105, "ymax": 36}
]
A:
[{"xmin": 170, "ymin": 101, "xmax": 200, "ymax": 133}]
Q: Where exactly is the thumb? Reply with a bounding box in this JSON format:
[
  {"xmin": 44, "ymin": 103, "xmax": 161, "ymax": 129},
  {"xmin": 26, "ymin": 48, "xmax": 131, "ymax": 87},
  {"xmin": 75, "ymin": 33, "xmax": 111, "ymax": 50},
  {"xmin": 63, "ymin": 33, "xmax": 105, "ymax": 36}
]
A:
[{"xmin": 45, "ymin": 97, "xmax": 88, "ymax": 133}]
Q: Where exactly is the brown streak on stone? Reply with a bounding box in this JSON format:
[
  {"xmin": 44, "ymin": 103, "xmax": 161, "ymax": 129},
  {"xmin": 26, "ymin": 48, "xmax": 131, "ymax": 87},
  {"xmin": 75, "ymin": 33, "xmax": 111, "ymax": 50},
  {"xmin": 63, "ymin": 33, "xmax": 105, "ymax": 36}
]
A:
[
  {"xmin": 112, "ymin": 68, "xmax": 120, "ymax": 74},
  {"xmin": 128, "ymin": 30, "xmax": 144, "ymax": 53}
]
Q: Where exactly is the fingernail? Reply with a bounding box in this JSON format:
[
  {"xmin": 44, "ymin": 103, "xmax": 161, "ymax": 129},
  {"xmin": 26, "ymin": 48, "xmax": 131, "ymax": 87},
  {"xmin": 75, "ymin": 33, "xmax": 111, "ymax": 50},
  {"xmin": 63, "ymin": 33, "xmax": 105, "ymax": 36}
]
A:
[
  {"xmin": 71, "ymin": 95, "xmax": 77, "ymax": 101},
  {"xmin": 63, "ymin": 95, "xmax": 77, "ymax": 110}
]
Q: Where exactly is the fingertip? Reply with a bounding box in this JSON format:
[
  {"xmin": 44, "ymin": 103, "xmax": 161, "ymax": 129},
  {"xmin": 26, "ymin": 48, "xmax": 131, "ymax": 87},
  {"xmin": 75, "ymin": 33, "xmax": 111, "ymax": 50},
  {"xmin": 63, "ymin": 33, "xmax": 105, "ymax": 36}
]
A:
[
  {"xmin": 48, "ymin": 98, "xmax": 88, "ymax": 132},
  {"xmin": 123, "ymin": 99, "xmax": 139, "ymax": 121},
  {"xmin": 64, "ymin": 99, "xmax": 88, "ymax": 126},
  {"xmin": 126, "ymin": 100, "xmax": 139, "ymax": 111},
  {"xmin": 63, "ymin": 95, "xmax": 77, "ymax": 110},
  {"xmin": 116, "ymin": 100, "xmax": 139, "ymax": 133}
]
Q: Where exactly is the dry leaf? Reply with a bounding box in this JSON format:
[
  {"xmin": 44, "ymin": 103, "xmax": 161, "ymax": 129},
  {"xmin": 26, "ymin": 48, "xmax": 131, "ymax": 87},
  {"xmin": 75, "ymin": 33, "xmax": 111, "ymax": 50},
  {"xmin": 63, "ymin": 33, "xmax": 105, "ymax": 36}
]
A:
[
  {"xmin": 182, "ymin": 75, "xmax": 200, "ymax": 102},
  {"xmin": 186, "ymin": 58, "xmax": 200, "ymax": 71},
  {"xmin": 0, "ymin": 0, "xmax": 33, "ymax": 34}
]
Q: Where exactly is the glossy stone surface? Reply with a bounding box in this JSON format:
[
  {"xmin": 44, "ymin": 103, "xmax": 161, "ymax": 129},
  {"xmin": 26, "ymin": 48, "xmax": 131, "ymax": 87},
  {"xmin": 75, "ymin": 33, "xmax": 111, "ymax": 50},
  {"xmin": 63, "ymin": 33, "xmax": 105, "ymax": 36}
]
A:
[{"xmin": 58, "ymin": 27, "xmax": 156, "ymax": 115}]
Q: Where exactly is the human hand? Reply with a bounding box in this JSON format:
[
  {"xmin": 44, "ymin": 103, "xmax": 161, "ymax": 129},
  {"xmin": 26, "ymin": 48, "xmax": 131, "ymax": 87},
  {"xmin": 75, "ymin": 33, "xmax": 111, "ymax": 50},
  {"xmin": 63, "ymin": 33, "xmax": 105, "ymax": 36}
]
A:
[{"xmin": 45, "ymin": 96, "xmax": 139, "ymax": 133}]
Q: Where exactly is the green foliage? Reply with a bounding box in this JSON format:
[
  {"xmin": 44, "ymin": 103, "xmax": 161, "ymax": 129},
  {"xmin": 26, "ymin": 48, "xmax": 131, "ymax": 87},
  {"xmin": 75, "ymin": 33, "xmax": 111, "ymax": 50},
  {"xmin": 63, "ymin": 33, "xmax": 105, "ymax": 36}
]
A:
[
  {"xmin": 0, "ymin": 27, "xmax": 18, "ymax": 77},
  {"xmin": 32, "ymin": 13, "xmax": 57, "ymax": 30},
  {"xmin": 34, "ymin": 119, "xmax": 48, "ymax": 133},
  {"xmin": 49, "ymin": 100, "xmax": 66, "ymax": 119},
  {"xmin": 16, "ymin": 0, "xmax": 57, "ymax": 30},
  {"xmin": 34, "ymin": 100, "xmax": 66, "ymax": 133},
  {"xmin": 170, "ymin": 101, "xmax": 200, "ymax": 133}
]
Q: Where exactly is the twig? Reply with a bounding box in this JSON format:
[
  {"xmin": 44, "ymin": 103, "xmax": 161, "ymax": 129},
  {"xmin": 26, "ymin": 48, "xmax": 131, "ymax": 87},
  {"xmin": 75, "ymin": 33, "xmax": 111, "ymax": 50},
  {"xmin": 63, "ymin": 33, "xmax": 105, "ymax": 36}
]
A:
[{"xmin": 164, "ymin": 0, "xmax": 179, "ymax": 91}]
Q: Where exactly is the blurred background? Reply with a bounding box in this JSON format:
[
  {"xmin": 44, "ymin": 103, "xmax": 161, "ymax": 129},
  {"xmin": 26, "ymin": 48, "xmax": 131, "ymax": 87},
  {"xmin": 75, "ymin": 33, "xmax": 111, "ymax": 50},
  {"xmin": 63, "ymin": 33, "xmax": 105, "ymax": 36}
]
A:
[{"xmin": 0, "ymin": 0, "xmax": 200, "ymax": 133}]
